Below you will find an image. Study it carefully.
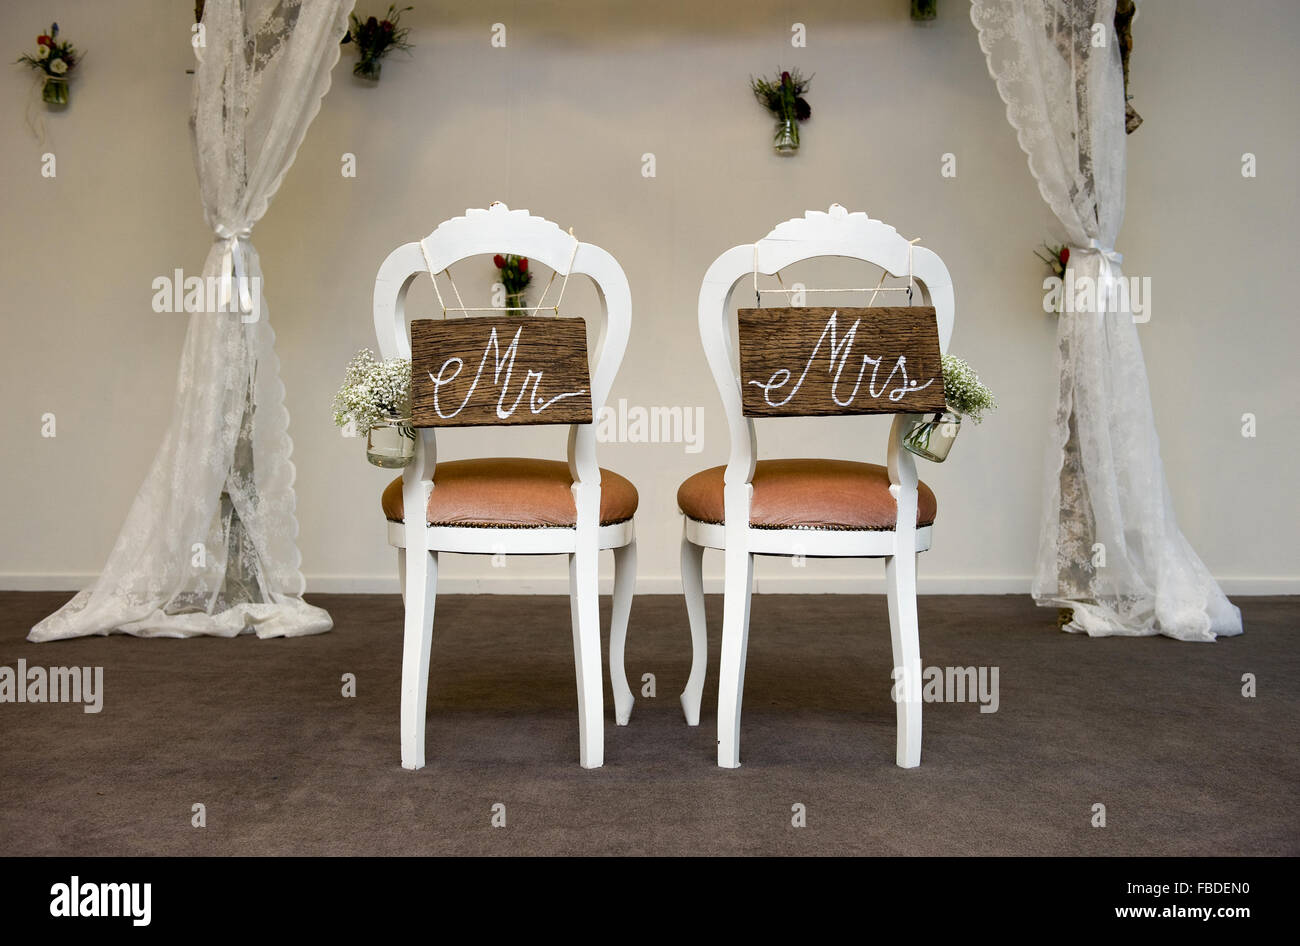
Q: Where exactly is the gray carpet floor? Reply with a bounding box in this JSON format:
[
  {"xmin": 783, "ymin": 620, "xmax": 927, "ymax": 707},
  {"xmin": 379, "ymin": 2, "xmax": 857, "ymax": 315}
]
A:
[{"xmin": 1, "ymin": 591, "xmax": 1295, "ymax": 856}]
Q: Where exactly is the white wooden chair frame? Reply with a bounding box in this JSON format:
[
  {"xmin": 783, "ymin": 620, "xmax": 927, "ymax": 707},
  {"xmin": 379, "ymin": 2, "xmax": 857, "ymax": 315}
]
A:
[
  {"xmin": 373, "ymin": 204, "xmax": 636, "ymax": 770},
  {"xmin": 680, "ymin": 205, "xmax": 955, "ymax": 769}
]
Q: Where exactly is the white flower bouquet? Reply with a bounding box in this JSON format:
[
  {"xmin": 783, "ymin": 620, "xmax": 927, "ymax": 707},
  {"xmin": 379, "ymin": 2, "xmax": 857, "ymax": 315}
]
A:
[
  {"xmin": 902, "ymin": 353, "xmax": 996, "ymax": 462},
  {"xmin": 940, "ymin": 353, "xmax": 996, "ymax": 422},
  {"xmin": 333, "ymin": 349, "xmax": 416, "ymax": 468}
]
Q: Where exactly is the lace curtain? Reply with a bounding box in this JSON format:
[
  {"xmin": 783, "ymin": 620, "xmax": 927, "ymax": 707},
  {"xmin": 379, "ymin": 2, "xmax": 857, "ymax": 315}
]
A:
[
  {"xmin": 30, "ymin": 0, "xmax": 352, "ymax": 640},
  {"xmin": 970, "ymin": 0, "xmax": 1241, "ymax": 641}
]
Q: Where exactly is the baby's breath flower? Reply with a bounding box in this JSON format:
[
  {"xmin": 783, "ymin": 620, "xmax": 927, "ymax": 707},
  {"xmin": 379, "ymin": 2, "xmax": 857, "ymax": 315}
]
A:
[
  {"xmin": 332, "ymin": 348, "xmax": 412, "ymax": 434},
  {"xmin": 941, "ymin": 353, "xmax": 996, "ymax": 423}
]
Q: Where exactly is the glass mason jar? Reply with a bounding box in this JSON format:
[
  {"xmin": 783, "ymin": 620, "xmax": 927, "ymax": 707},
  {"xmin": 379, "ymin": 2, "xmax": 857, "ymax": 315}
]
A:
[
  {"xmin": 354, "ymin": 56, "xmax": 382, "ymax": 81},
  {"xmin": 42, "ymin": 75, "xmax": 69, "ymax": 106},
  {"xmin": 366, "ymin": 415, "xmax": 416, "ymax": 468},
  {"xmin": 774, "ymin": 115, "xmax": 800, "ymax": 155},
  {"xmin": 902, "ymin": 411, "xmax": 961, "ymax": 462}
]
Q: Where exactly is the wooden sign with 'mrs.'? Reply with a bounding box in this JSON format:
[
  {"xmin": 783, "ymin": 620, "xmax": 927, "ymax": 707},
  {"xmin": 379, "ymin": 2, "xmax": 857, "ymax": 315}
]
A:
[
  {"xmin": 738, "ymin": 306, "xmax": 946, "ymax": 418},
  {"xmin": 410, "ymin": 315, "xmax": 592, "ymax": 427}
]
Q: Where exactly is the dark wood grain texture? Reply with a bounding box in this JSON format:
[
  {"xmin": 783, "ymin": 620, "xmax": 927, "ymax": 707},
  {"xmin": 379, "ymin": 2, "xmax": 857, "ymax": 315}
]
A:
[
  {"xmin": 410, "ymin": 315, "xmax": 592, "ymax": 427},
  {"xmin": 738, "ymin": 306, "xmax": 946, "ymax": 418}
]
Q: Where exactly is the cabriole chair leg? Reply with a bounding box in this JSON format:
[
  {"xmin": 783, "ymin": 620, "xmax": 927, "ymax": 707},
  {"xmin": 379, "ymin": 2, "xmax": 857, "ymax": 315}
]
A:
[
  {"xmin": 715, "ymin": 547, "xmax": 754, "ymax": 768},
  {"xmin": 400, "ymin": 549, "xmax": 437, "ymax": 770},
  {"xmin": 679, "ymin": 530, "xmax": 707, "ymax": 726},
  {"xmin": 609, "ymin": 539, "xmax": 637, "ymax": 726}
]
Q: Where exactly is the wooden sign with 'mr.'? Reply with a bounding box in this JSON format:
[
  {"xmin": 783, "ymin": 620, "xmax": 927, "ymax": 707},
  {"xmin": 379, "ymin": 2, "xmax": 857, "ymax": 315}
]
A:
[
  {"xmin": 410, "ymin": 315, "xmax": 593, "ymax": 427},
  {"xmin": 738, "ymin": 306, "xmax": 946, "ymax": 418}
]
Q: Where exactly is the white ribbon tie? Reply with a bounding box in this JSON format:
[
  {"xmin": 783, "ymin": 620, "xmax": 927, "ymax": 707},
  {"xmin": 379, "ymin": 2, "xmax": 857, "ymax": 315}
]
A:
[{"xmin": 215, "ymin": 225, "xmax": 254, "ymax": 314}]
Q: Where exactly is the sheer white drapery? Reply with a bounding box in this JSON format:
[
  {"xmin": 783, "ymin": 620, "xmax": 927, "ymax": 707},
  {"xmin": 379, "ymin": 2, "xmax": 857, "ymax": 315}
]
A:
[
  {"xmin": 970, "ymin": 0, "xmax": 1241, "ymax": 641},
  {"xmin": 30, "ymin": 0, "xmax": 352, "ymax": 641}
]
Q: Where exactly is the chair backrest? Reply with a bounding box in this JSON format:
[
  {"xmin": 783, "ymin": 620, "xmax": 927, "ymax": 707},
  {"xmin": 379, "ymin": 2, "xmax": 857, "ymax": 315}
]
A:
[
  {"xmin": 699, "ymin": 204, "xmax": 955, "ymax": 484},
  {"xmin": 373, "ymin": 203, "xmax": 631, "ymax": 485},
  {"xmin": 410, "ymin": 314, "xmax": 594, "ymax": 427},
  {"xmin": 736, "ymin": 305, "xmax": 946, "ymax": 418}
]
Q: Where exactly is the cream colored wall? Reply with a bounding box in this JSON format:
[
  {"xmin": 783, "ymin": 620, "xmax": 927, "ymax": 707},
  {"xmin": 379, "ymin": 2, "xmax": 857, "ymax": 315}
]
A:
[{"xmin": 2, "ymin": 0, "xmax": 1296, "ymax": 595}]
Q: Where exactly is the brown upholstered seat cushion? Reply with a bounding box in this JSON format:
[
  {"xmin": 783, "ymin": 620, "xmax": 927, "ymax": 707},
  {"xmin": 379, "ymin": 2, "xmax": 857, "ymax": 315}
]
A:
[
  {"xmin": 676, "ymin": 458, "xmax": 936, "ymax": 531},
  {"xmin": 383, "ymin": 457, "xmax": 638, "ymax": 528}
]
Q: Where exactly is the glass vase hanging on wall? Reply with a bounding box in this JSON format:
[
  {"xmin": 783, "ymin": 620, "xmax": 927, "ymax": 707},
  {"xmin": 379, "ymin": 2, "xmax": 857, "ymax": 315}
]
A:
[
  {"xmin": 355, "ymin": 55, "xmax": 381, "ymax": 80},
  {"xmin": 774, "ymin": 116, "xmax": 799, "ymax": 155},
  {"xmin": 911, "ymin": 0, "xmax": 938, "ymax": 22},
  {"xmin": 42, "ymin": 75, "xmax": 69, "ymax": 105}
]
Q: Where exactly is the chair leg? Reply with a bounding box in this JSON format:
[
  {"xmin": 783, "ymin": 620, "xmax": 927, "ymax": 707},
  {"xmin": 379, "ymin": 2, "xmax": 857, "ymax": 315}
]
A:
[
  {"xmin": 885, "ymin": 550, "xmax": 922, "ymax": 768},
  {"xmin": 569, "ymin": 545, "xmax": 605, "ymax": 769},
  {"xmin": 400, "ymin": 549, "xmax": 438, "ymax": 770},
  {"xmin": 609, "ymin": 539, "xmax": 637, "ymax": 726},
  {"xmin": 679, "ymin": 529, "xmax": 708, "ymax": 726},
  {"xmin": 397, "ymin": 548, "xmax": 407, "ymax": 606},
  {"xmin": 715, "ymin": 546, "xmax": 754, "ymax": 768}
]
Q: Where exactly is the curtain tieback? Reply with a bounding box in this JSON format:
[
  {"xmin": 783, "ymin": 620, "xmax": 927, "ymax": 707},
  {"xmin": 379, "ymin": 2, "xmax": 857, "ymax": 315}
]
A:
[
  {"xmin": 214, "ymin": 226, "xmax": 254, "ymax": 314},
  {"xmin": 1071, "ymin": 238, "xmax": 1123, "ymax": 272},
  {"xmin": 1069, "ymin": 239, "xmax": 1124, "ymax": 301}
]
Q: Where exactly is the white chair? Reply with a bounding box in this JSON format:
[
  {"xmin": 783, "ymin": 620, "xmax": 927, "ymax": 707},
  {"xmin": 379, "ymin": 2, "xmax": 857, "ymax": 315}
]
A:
[
  {"xmin": 372, "ymin": 204, "xmax": 638, "ymax": 770},
  {"xmin": 677, "ymin": 205, "xmax": 955, "ymax": 769}
]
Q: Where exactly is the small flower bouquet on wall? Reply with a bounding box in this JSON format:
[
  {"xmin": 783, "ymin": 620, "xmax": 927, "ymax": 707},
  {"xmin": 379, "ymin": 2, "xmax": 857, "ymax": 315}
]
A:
[
  {"xmin": 342, "ymin": 5, "xmax": 413, "ymax": 81},
  {"xmin": 17, "ymin": 22, "xmax": 79, "ymax": 106},
  {"xmin": 750, "ymin": 69, "xmax": 812, "ymax": 155},
  {"xmin": 494, "ymin": 254, "xmax": 531, "ymax": 311}
]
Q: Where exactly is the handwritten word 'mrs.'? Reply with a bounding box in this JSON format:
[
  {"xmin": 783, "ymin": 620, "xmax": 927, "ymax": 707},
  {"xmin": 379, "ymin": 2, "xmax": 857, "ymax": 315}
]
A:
[
  {"xmin": 427, "ymin": 325, "xmax": 587, "ymax": 420},
  {"xmin": 748, "ymin": 309, "xmax": 936, "ymax": 408}
]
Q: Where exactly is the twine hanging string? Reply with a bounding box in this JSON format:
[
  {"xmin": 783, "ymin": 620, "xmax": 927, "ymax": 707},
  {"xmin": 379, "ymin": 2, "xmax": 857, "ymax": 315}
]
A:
[
  {"xmin": 24, "ymin": 73, "xmax": 48, "ymax": 146},
  {"xmin": 419, "ymin": 229, "xmax": 582, "ymax": 319},
  {"xmin": 753, "ymin": 236, "xmax": 923, "ymax": 307}
]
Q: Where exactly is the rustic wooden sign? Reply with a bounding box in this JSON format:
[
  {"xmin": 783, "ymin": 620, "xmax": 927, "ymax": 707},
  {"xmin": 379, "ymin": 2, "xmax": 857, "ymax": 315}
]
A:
[
  {"xmin": 738, "ymin": 306, "xmax": 946, "ymax": 417},
  {"xmin": 410, "ymin": 315, "xmax": 593, "ymax": 427}
]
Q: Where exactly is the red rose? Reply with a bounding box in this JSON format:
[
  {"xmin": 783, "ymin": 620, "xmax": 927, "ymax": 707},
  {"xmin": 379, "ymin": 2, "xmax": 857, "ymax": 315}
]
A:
[
  {"xmin": 381, "ymin": 20, "xmax": 394, "ymax": 32},
  {"xmin": 518, "ymin": 258, "xmax": 528, "ymax": 273},
  {"xmin": 1059, "ymin": 246, "xmax": 1069, "ymax": 265},
  {"xmin": 781, "ymin": 70, "xmax": 791, "ymax": 84},
  {"xmin": 493, "ymin": 254, "xmax": 506, "ymax": 269},
  {"xmin": 37, "ymin": 35, "xmax": 51, "ymax": 46}
]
